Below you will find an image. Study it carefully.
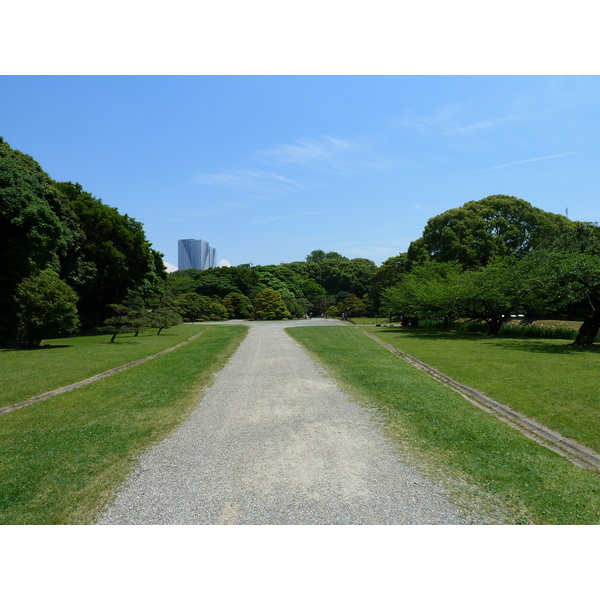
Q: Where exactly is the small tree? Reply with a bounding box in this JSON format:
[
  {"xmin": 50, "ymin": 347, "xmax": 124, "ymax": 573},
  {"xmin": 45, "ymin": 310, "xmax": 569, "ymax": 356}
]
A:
[
  {"xmin": 461, "ymin": 257, "xmax": 522, "ymax": 335},
  {"xmin": 100, "ymin": 290, "xmax": 150, "ymax": 343},
  {"xmin": 250, "ymin": 288, "xmax": 292, "ymax": 320},
  {"xmin": 175, "ymin": 292, "xmax": 203, "ymax": 321},
  {"xmin": 382, "ymin": 261, "xmax": 465, "ymax": 329},
  {"xmin": 14, "ymin": 270, "xmax": 80, "ymax": 348},
  {"xmin": 221, "ymin": 296, "xmax": 235, "ymax": 319},
  {"xmin": 149, "ymin": 289, "xmax": 183, "ymax": 334},
  {"xmin": 122, "ymin": 290, "xmax": 149, "ymax": 337},
  {"xmin": 343, "ymin": 293, "xmax": 362, "ymax": 319},
  {"xmin": 225, "ymin": 292, "xmax": 253, "ymax": 319}
]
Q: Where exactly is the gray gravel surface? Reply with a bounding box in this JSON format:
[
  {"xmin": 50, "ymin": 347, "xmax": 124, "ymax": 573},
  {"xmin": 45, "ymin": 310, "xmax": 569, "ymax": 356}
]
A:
[{"xmin": 97, "ymin": 319, "xmax": 481, "ymax": 525}]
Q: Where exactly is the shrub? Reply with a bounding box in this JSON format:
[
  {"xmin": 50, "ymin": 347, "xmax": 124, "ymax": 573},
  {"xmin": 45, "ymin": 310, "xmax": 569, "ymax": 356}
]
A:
[{"xmin": 14, "ymin": 270, "xmax": 80, "ymax": 347}]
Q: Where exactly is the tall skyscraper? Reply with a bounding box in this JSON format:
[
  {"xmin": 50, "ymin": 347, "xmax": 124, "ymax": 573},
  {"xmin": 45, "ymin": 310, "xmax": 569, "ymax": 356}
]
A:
[{"xmin": 178, "ymin": 239, "xmax": 217, "ymax": 270}]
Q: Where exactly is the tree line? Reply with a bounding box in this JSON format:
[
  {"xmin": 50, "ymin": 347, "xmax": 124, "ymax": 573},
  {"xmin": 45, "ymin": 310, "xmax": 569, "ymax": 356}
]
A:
[
  {"xmin": 377, "ymin": 195, "xmax": 600, "ymax": 346},
  {"xmin": 1, "ymin": 137, "xmax": 167, "ymax": 346},
  {"xmin": 0, "ymin": 138, "xmax": 378, "ymax": 346},
  {"xmin": 3, "ymin": 136, "xmax": 599, "ymax": 347}
]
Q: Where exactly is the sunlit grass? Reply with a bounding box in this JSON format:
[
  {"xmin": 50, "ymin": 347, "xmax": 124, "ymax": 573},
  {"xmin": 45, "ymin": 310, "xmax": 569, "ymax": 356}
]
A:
[
  {"xmin": 288, "ymin": 326, "xmax": 600, "ymax": 525},
  {"xmin": 0, "ymin": 324, "xmax": 205, "ymax": 408},
  {"xmin": 0, "ymin": 325, "xmax": 248, "ymax": 524},
  {"xmin": 367, "ymin": 327, "xmax": 600, "ymax": 454}
]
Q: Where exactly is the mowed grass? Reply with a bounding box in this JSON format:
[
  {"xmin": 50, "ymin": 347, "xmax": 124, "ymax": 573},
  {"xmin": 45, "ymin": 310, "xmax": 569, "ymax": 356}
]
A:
[
  {"xmin": 366, "ymin": 327, "xmax": 600, "ymax": 454},
  {"xmin": 287, "ymin": 326, "xmax": 600, "ymax": 524},
  {"xmin": 0, "ymin": 324, "xmax": 248, "ymax": 524},
  {"xmin": 0, "ymin": 324, "xmax": 204, "ymax": 408}
]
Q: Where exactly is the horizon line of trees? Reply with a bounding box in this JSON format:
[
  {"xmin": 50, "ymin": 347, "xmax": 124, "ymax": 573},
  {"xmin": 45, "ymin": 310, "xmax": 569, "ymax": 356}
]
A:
[
  {"xmin": 1, "ymin": 137, "xmax": 167, "ymax": 347},
  {"xmin": 3, "ymin": 136, "xmax": 600, "ymax": 347},
  {"xmin": 377, "ymin": 195, "xmax": 600, "ymax": 346}
]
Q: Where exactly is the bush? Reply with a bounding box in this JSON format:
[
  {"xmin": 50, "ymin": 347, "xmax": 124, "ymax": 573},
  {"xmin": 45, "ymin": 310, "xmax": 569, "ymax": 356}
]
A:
[
  {"xmin": 418, "ymin": 319, "xmax": 598, "ymax": 341},
  {"xmin": 251, "ymin": 288, "xmax": 292, "ymax": 320},
  {"xmin": 14, "ymin": 270, "xmax": 80, "ymax": 347}
]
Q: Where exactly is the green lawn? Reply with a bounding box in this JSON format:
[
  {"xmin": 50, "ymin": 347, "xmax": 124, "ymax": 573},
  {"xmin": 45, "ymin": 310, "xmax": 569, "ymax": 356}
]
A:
[
  {"xmin": 0, "ymin": 324, "xmax": 205, "ymax": 409},
  {"xmin": 365, "ymin": 327, "xmax": 600, "ymax": 454},
  {"xmin": 0, "ymin": 324, "xmax": 248, "ymax": 524},
  {"xmin": 287, "ymin": 325, "xmax": 600, "ymax": 524}
]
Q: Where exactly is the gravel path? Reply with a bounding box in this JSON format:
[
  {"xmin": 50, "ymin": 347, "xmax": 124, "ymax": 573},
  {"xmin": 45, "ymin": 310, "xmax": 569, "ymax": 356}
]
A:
[{"xmin": 98, "ymin": 319, "xmax": 479, "ymax": 525}]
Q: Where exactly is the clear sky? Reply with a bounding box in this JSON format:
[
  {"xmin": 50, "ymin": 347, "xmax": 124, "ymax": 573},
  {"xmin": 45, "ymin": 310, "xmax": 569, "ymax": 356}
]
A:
[{"xmin": 2, "ymin": 75, "xmax": 600, "ymax": 270}]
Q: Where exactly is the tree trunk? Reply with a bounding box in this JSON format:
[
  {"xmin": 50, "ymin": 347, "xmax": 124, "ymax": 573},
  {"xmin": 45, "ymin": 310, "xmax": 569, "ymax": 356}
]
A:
[
  {"xmin": 573, "ymin": 313, "xmax": 600, "ymax": 346},
  {"xmin": 487, "ymin": 315, "xmax": 502, "ymax": 336},
  {"xmin": 573, "ymin": 295, "xmax": 600, "ymax": 346}
]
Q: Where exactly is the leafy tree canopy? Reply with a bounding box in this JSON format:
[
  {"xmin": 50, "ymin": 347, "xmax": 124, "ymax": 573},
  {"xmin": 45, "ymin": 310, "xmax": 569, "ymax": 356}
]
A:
[
  {"xmin": 54, "ymin": 181, "xmax": 164, "ymax": 328},
  {"xmin": 14, "ymin": 269, "xmax": 80, "ymax": 347},
  {"xmin": 250, "ymin": 288, "xmax": 292, "ymax": 320},
  {"xmin": 0, "ymin": 139, "xmax": 76, "ymax": 343},
  {"xmin": 407, "ymin": 195, "xmax": 574, "ymax": 268}
]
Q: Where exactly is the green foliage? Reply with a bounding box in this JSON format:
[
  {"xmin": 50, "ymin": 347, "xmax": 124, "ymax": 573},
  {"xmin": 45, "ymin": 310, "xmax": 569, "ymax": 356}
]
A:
[
  {"xmin": 382, "ymin": 261, "xmax": 465, "ymax": 326},
  {"xmin": 100, "ymin": 290, "xmax": 151, "ymax": 343},
  {"xmin": 516, "ymin": 224, "xmax": 600, "ymax": 345},
  {"xmin": 225, "ymin": 292, "xmax": 253, "ymax": 319},
  {"xmin": 407, "ymin": 195, "xmax": 574, "ymax": 268},
  {"xmin": 369, "ymin": 253, "xmax": 409, "ymax": 311},
  {"xmin": 250, "ymin": 288, "xmax": 292, "ymax": 320},
  {"xmin": 149, "ymin": 289, "xmax": 183, "ymax": 334},
  {"xmin": 175, "ymin": 292, "xmax": 228, "ymax": 322},
  {"xmin": 55, "ymin": 182, "xmax": 162, "ymax": 329},
  {"xmin": 382, "ymin": 257, "xmax": 523, "ymax": 335},
  {"xmin": 418, "ymin": 319, "xmax": 593, "ymax": 341},
  {"xmin": 14, "ymin": 270, "xmax": 80, "ymax": 348},
  {"xmin": 165, "ymin": 250, "xmax": 376, "ymax": 320},
  {"xmin": 0, "ymin": 138, "xmax": 164, "ymax": 345},
  {"xmin": 460, "ymin": 257, "xmax": 523, "ymax": 335},
  {"xmin": 343, "ymin": 293, "xmax": 362, "ymax": 317},
  {"xmin": 0, "ymin": 140, "xmax": 76, "ymax": 344}
]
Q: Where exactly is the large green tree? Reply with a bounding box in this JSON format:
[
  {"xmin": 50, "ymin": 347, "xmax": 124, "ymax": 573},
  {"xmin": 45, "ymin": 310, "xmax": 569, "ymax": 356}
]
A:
[
  {"xmin": 517, "ymin": 223, "xmax": 600, "ymax": 345},
  {"xmin": 0, "ymin": 139, "xmax": 76, "ymax": 344},
  {"xmin": 369, "ymin": 253, "xmax": 409, "ymax": 313},
  {"xmin": 55, "ymin": 181, "xmax": 165, "ymax": 329},
  {"xmin": 407, "ymin": 195, "xmax": 574, "ymax": 268}
]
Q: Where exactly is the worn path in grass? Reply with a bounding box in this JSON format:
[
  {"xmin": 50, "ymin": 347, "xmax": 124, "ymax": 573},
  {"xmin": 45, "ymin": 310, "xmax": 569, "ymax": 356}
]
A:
[{"xmin": 98, "ymin": 319, "xmax": 481, "ymax": 525}]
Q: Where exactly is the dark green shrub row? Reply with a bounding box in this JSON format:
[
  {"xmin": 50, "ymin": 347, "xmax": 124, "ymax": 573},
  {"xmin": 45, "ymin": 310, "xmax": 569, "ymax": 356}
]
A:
[{"xmin": 418, "ymin": 319, "xmax": 599, "ymax": 341}]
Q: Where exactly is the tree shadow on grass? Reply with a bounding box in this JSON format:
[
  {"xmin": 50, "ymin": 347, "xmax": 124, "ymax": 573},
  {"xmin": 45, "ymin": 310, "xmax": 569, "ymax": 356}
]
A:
[
  {"xmin": 374, "ymin": 327, "xmax": 484, "ymax": 342},
  {"xmin": 485, "ymin": 339, "xmax": 600, "ymax": 355},
  {"xmin": 372, "ymin": 327, "xmax": 600, "ymax": 355},
  {"xmin": 1, "ymin": 344, "xmax": 73, "ymax": 352}
]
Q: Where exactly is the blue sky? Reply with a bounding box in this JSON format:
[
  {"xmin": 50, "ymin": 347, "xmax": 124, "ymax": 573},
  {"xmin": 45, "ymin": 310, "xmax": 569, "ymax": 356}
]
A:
[{"xmin": 2, "ymin": 75, "xmax": 600, "ymax": 269}]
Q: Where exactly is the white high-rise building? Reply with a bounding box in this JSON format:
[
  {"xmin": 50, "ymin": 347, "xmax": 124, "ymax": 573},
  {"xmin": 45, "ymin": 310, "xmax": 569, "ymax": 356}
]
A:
[{"xmin": 178, "ymin": 239, "xmax": 217, "ymax": 270}]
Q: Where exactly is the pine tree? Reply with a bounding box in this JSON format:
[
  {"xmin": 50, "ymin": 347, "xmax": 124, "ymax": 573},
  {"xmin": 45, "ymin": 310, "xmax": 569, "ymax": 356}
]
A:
[{"xmin": 250, "ymin": 288, "xmax": 292, "ymax": 320}]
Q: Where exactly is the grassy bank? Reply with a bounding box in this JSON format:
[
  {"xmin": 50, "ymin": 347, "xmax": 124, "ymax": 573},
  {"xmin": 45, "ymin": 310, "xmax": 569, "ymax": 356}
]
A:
[
  {"xmin": 0, "ymin": 324, "xmax": 248, "ymax": 524},
  {"xmin": 287, "ymin": 326, "xmax": 600, "ymax": 524},
  {"xmin": 366, "ymin": 327, "xmax": 600, "ymax": 454},
  {"xmin": 0, "ymin": 324, "xmax": 206, "ymax": 409}
]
